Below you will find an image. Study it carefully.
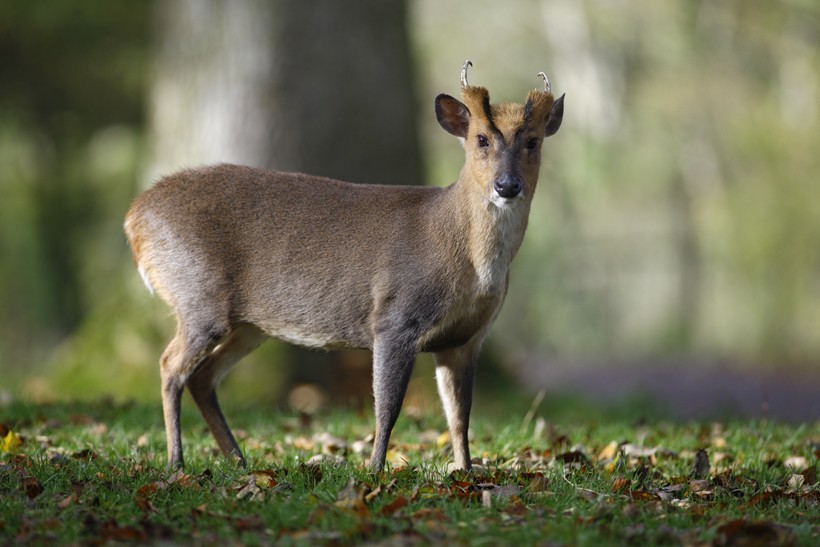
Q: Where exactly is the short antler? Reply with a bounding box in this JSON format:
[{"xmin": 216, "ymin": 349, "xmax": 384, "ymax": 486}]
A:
[
  {"xmin": 461, "ymin": 60, "xmax": 473, "ymax": 88},
  {"xmin": 537, "ymin": 72, "xmax": 551, "ymax": 94}
]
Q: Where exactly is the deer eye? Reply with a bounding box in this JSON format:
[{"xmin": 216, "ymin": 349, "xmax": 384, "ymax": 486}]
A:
[
  {"xmin": 526, "ymin": 137, "xmax": 539, "ymax": 150},
  {"xmin": 477, "ymin": 134, "xmax": 489, "ymax": 148}
]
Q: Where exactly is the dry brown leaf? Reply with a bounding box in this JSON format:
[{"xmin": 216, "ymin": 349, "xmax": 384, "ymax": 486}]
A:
[
  {"xmin": 715, "ymin": 519, "xmax": 795, "ymax": 546},
  {"xmin": 251, "ymin": 470, "xmax": 278, "ymax": 488},
  {"xmin": 290, "ymin": 436, "xmax": 315, "ymax": 451},
  {"xmin": 380, "ymin": 495, "xmax": 409, "ymax": 516},
  {"xmin": 691, "ymin": 448, "xmax": 710, "ymax": 479},
  {"xmin": 335, "ymin": 478, "xmax": 370, "ymax": 515},
  {"xmin": 527, "ymin": 474, "xmax": 550, "ymax": 493},
  {"xmin": 22, "ymin": 476, "xmax": 43, "ymax": 499},
  {"xmin": 786, "ymin": 474, "xmax": 806, "ymax": 494},
  {"xmin": 314, "ymin": 432, "xmax": 347, "ymax": 454},
  {"xmin": 556, "ymin": 450, "xmax": 589, "ymax": 466},
  {"xmin": 235, "ymin": 476, "xmax": 266, "ymax": 502},
  {"xmin": 364, "ymin": 484, "xmax": 382, "ymax": 503},
  {"xmin": 57, "ymin": 494, "xmax": 74, "ymax": 509},
  {"xmin": 612, "ymin": 476, "xmax": 631, "ymax": 493},
  {"xmin": 575, "ymin": 487, "xmax": 601, "ymax": 502},
  {"xmin": 71, "ymin": 448, "xmax": 98, "ymax": 460}
]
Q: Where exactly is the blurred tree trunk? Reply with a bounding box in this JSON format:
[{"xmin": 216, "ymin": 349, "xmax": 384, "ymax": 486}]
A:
[{"xmin": 147, "ymin": 0, "xmax": 422, "ymax": 406}]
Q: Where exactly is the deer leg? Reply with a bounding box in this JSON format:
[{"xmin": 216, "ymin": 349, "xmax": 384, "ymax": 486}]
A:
[
  {"xmin": 160, "ymin": 360, "xmax": 184, "ymax": 469},
  {"xmin": 434, "ymin": 342, "xmax": 479, "ymax": 470},
  {"xmin": 186, "ymin": 324, "xmax": 265, "ymax": 467},
  {"xmin": 160, "ymin": 322, "xmax": 227, "ymax": 469},
  {"xmin": 369, "ymin": 333, "xmax": 417, "ymax": 472}
]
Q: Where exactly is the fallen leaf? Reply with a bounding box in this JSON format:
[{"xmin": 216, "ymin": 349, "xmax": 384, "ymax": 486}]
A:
[
  {"xmin": 526, "ymin": 474, "xmax": 550, "ymax": 493},
  {"xmin": 335, "ymin": 478, "xmax": 370, "ymax": 516},
  {"xmin": 612, "ymin": 476, "xmax": 631, "ymax": 493},
  {"xmin": 165, "ymin": 469, "xmax": 195, "ymax": 486},
  {"xmin": 22, "ymin": 476, "xmax": 43, "ymax": 499},
  {"xmin": 235, "ymin": 476, "xmax": 266, "ymax": 502},
  {"xmin": 477, "ymin": 483, "xmax": 521, "ymax": 503},
  {"xmin": 290, "ymin": 436, "xmax": 315, "ymax": 451},
  {"xmin": 556, "ymin": 450, "xmax": 589, "ymax": 466},
  {"xmin": 364, "ymin": 484, "xmax": 382, "ymax": 503},
  {"xmin": 251, "ymin": 470, "xmax": 278, "ymax": 488},
  {"xmin": 229, "ymin": 515, "xmax": 264, "ymax": 532},
  {"xmin": 1, "ymin": 429, "xmax": 22, "ymax": 454},
  {"xmin": 715, "ymin": 519, "xmax": 794, "ymax": 546},
  {"xmin": 305, "ymin": 453, "xmax": 346, "ymax": 467},
  {"xmin": 691, "ymin": 448, "xmax": 710, "ymax": 479},
  {"xmin": 784, "ymin": 456, "xmax": 808, "ymax": 471},
  {"xmin": 598, "ymin": 440, "xmax": 619, "ymax": 461},
  {"xmin": 314, "ymin": 432, "xmax": 347, "ymax": 454},
  {"xmin": 99, "ymin": 519, "xmax": 147, "ymax": 543},
  {"xmin": 380, "ymin": 495, "xmax": 409, "ymax": 516},
  {"xmin": 134, "ymin": 481, "xmax": 164, "ymax": 512},
  {"xmin": 68, "ymin": 414, "xmax": 94, "ymax": 425},
  {"xmin": 71, "ymin": 448, "xmax": 98, "ymax": 460},
  {"xmin": 410, "ymin": 507, "xmax": 447, "ymax": 521},
  {"xmin": 575, "ymin": 487, "xmax": 601, "ymax": 502},
  {"xmin": 627, "ymin": 490, "xmax": 660, "ymax": 502},
  {"xmin": 786, "ymin": 474, "xmax": 805, "ymax": 494}
]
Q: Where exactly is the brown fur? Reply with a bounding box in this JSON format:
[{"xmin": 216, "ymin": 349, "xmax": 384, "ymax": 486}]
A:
[{"xmin": 125, "ymin": 72, "xmax": 564, "ymax": 471}]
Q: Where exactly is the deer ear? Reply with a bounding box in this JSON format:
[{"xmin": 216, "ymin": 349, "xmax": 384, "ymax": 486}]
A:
[
  {"xmin": 545, "ymin": 94, "xmax": 565, "ymax": 137},
  {"xmin": 435, "ymin": 94, "xmax": 471, "ymax": 138}
]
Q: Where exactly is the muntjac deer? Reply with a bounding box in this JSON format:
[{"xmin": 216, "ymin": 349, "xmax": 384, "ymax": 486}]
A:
[{"xmin": 125, "ymin": 61, "xmax": 564, "ymax": 471}]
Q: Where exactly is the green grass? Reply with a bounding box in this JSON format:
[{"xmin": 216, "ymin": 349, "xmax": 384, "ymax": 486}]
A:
[{"xmin": 1, "ymin": 399, "xmax": 818, "ymax": 545}]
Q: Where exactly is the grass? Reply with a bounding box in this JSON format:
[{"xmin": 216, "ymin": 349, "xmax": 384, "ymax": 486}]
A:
[{"xmin": 1, "ymin": 397, "xmax": 818, "ymax": 545}]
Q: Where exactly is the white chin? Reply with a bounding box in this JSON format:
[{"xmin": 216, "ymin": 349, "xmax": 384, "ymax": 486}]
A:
[{"xmin": 489, "ymin": 193, "xmax": 520, "ymax": 208}]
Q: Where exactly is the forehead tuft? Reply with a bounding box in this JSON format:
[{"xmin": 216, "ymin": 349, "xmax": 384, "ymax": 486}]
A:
[
  {"xmin": 460, "ymin": 85, "xmax": 555, "ymax": 136},
  {"xmin": 490, "ymin": 103, "xmax": 527, "ymax": 134}
]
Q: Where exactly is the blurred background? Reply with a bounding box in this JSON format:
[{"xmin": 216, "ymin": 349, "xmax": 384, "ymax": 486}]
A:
[{"xmin": 1, "ymin": 0, "xmax": 818, "ymax": 420}]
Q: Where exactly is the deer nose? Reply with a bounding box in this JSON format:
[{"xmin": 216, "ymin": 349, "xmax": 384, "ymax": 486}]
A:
[{"xmin": 493, "ymin": 176, "xmax": 523, "ymax": 198}]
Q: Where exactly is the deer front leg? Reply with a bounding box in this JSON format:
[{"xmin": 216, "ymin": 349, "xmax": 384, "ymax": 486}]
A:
[
  {"xmin": 369, "ymin": 333, "xmax": 417, "ymax": 472},
  {"xmin": 434, "ymin": 342, "xmax": 479, "ymax": 471}
]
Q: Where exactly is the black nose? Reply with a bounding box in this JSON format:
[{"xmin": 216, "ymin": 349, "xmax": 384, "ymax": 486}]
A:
[{"xmin": 493, "ymin": 177, "xmax": 522, "ymax": 198}]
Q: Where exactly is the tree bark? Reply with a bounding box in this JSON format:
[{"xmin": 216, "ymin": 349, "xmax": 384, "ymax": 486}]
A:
[{"xmin": 147, "ymin": 0, "xmax": 422, "ymax": 405}]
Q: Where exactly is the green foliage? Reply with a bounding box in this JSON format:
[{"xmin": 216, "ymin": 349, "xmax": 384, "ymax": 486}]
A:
[
  {"xmin": 1, "ymin": 401, "xmax": 818, "ymax": 545},
  {"xmin": 2, "ymin": 1, "xmax": 820, "ymax": 401},
  {"xmin": 0, "ymin": 2, "xmax": 150, "ymax": 386}
]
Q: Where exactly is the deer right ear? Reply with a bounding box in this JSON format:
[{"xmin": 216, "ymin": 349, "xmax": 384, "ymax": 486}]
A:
[
  {"xmin": 544, "ymin": 94, "xmax": 565, "ymax": 137},
  {"xmin": 435, "ymin": 94, "xmax": 471, "ymax": 138}
]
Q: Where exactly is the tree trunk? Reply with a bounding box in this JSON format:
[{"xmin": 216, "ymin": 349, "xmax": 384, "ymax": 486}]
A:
[{"xmin": 147, "ymin": 0, "xmax": 422, "ymax": 406}]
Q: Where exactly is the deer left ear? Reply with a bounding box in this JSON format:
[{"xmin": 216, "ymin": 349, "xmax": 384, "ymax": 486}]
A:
[{"xmin": 545, "ymin": 94, "xmax": 565, "ymax": 137}]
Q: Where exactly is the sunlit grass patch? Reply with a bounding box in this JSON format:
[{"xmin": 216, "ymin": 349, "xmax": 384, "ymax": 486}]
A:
[{"xmin": 1, "ymin": 400, "xmax": 818, "ymax": 545}]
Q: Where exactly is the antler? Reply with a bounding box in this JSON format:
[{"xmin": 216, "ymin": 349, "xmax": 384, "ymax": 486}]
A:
[
  {"xmin": 537, "ymin": 72, "xmax": 551, "ymax": 94},
  {"xmin": 538, "ymin": 72, "xmax": 552, "ymax": 93},
  {"xmin": 461, "ymin": 60, "xmax": 473, "ymax": 88}
]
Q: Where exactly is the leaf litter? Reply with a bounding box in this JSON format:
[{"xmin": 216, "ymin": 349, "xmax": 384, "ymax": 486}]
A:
[{"xmin": 1, "ymin": 403, "xmax": 818, "ymax": 545}]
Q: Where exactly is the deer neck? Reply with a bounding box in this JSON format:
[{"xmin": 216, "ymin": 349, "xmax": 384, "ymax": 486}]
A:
[{"xmin": 444, "ymin": 173, "xmax": 532, "ymax": 294}]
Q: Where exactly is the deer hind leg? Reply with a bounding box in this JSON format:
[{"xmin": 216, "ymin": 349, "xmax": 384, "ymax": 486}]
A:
[
  {"xmin": 186, "ymin": 324, "xmax": 266, "ymax": 467},
  {"xmin": 160, "ymin": 323, "xmax": 227, "ymax": 469},
  {"xmin": 434, "ymin": 342, "xmax": 479, "ymax": 471}
]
